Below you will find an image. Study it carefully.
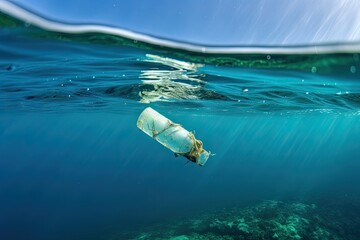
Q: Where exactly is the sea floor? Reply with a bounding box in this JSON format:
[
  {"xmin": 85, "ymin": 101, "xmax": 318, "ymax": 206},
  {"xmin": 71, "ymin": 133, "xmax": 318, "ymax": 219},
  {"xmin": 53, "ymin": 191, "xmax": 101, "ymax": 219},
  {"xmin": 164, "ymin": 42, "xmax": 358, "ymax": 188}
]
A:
[{"xmin": 115, "ymin": 200, "xmax": 360, "ymax": 240}]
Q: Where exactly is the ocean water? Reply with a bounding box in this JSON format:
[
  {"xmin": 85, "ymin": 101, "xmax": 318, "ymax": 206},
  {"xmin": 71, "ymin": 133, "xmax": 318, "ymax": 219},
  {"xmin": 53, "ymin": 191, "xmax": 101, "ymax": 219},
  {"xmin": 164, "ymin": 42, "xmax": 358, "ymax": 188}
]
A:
[{"xmin": 1, "ymin": 12, "xmax": 360, "ymax": 240}]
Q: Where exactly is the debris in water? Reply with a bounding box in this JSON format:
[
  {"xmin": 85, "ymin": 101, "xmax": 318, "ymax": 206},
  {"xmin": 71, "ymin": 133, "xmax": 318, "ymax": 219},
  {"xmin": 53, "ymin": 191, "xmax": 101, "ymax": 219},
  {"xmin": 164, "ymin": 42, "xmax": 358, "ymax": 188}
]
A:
[{"xmin": 137, "ymin": 107, "xmax": 210, "ymax": 166}]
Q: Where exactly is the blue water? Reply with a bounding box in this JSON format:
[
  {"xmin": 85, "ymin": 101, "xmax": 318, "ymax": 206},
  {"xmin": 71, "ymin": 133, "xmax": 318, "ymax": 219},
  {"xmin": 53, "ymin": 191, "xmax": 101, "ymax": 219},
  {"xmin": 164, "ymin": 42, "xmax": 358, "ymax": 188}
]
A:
[{"xmin": 1, "ymin": 13, "xmax": 360, "ymax": 240}]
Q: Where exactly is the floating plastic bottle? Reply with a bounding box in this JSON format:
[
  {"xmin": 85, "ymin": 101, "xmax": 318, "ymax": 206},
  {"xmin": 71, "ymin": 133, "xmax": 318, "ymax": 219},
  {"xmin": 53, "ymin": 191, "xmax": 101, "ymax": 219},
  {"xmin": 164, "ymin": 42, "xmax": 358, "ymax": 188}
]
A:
[{"xmin": 137, "ymin": 107, "xmax": 210, "ymax": 166}]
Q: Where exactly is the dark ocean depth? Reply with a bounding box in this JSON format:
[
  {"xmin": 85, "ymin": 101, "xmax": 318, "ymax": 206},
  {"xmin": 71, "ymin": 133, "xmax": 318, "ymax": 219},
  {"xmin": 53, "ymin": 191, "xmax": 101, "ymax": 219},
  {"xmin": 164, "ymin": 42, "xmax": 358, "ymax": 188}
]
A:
[{"xmin": 1, "ymin": 13, "xmax": 360, "ymax": 240}]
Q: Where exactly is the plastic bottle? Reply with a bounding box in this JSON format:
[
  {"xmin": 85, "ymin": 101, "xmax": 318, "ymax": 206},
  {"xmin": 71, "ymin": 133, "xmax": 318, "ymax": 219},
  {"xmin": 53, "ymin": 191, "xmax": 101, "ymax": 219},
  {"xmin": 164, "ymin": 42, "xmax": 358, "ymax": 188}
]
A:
[{"xmin": 137, "ymin": 107, "xmax": 210, "ymax": 166}]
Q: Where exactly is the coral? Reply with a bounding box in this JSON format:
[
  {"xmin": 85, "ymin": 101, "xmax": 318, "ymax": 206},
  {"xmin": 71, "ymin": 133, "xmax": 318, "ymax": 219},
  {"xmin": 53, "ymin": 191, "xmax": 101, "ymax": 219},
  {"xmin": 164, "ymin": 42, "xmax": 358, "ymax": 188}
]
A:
[
  {"xmin": 118, "ymin": 200, "xmax": 357, "ymax": 240},
  {"xmin": 169, "ymin": 235, "xmax": 189, "ymax": 240}
]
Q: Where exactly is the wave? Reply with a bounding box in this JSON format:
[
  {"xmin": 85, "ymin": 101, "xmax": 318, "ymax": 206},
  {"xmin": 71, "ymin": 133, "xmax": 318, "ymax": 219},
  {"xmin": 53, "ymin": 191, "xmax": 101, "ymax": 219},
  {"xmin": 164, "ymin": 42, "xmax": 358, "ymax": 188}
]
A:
[{"xmin": 1, "ymin": 1, "xmax": 360, "ymax": 54}]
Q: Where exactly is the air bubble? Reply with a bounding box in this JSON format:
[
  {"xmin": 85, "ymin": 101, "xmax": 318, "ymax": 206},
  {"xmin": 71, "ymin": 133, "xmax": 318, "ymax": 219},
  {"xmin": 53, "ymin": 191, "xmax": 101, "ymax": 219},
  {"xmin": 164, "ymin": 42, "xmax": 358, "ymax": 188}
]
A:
[{"xmin": 350, "ymin": 65, "xmax": 356, "ymax": 73}]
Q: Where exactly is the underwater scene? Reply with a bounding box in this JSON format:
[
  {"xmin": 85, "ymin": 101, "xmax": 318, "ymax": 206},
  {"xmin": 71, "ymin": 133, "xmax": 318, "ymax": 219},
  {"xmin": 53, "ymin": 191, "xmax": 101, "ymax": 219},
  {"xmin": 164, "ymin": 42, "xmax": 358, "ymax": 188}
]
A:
[{"xmin": 1, "ymin": 5, "xmax": 360, "ymax": 240}]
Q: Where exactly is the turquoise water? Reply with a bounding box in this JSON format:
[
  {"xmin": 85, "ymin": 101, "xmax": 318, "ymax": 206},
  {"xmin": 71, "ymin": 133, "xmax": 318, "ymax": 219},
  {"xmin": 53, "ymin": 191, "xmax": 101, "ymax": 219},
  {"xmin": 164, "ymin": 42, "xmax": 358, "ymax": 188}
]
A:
[{"xmin": 1, "ymin": 13, "xmax": 360, "ymax": 240}]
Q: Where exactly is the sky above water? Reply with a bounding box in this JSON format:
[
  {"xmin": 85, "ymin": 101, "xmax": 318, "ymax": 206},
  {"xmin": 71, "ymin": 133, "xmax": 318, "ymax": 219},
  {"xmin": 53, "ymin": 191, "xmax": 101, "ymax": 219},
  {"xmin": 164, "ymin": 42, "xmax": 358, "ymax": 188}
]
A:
[{"xmin": 6, "ymin": 0, "xmax": 360, "ymax": 46}]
